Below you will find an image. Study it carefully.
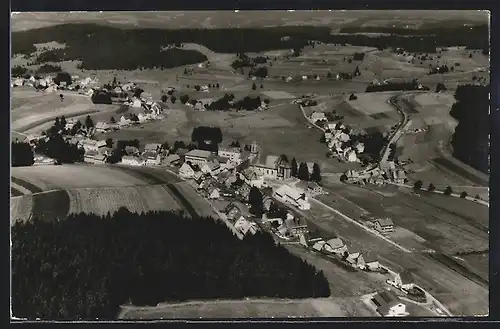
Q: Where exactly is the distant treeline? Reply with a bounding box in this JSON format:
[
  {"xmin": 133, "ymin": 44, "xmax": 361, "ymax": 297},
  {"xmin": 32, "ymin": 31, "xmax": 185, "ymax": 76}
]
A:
[
  {"xmin": 365, "ymin": 79, "xmax": 429, "ymax": 92},
  {"xmin": 449, "ymin": 84, "xmax": 489, "ymax": 174},
  {"xmin": 12, "ymin": 23, "xmax": 489, "ymax": 71},
  {"xmin": 338, "ymin": 24, "xmax": 489, "ymax": 52},
  {"xmin": 12, "ymin": 209, "xmax": 330, "ymax": 320}
]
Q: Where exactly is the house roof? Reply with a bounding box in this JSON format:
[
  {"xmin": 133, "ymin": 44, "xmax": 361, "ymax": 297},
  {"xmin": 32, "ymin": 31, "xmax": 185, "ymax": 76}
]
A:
[
  {"xmin": 180, "ymin": 162, "xmax": 195, "ymax": 171},
  {"xmin": 219, "ymin": 146, "xmax": 241, "ymax": 154},
  {"xmin": 96, "ymin": 140, "xmax": 107, "ymax": 148},
  {"xmin": 143, "ymin": 151, "xmax": 158, "ymax": 159},
  {"xmin": 95, "ymin": 122, "xmax": 109, "ymax": 129},
  {"xmin": 204, "ymin": 160, "xmax": 220, "ymax": 171},
  {"xmin": 185, "ymin": 149, "xmax": 214, "ymax": 159},
  {"xmin": 376, "ymin": 218, "xmax": 394, "ymax": 227},
  {"xmin": 176, "ymin": 148, "xmax": 189, "ymax": 156},
  {"xmin": 125, "ymin": 146, "xmax": 140, "ymax": 154},
  {"xmin": 373, "ymin": 290, "xmax": 400, "ymax": 307},
  {"xmin": 145, "ymin": 143, "xmax": 162, "ymax": 151},
  {"xmin": 164, "ymin": 154, "xmax": 180, "ymax": 162},
  {"xmin": 85, "ymin": 150, "xmax": 99, "ymax": 157},
  {"xmin": 217, "ymin": 156, "xmax": 229, "ymax": 164},
  {"xmin": 326, "ymin": 238, "xmax": 345, "ymax": 249},
  {"xmin": 399, "ymin": 270, "xmax": 414, "ymax": 284},
  {"xmin": 312, "ymin": 240, "xmax": 326, "ymax": 251},
  {"xmin": 276, "ymin": 185, "xmax": 303, "ymax": 201}
]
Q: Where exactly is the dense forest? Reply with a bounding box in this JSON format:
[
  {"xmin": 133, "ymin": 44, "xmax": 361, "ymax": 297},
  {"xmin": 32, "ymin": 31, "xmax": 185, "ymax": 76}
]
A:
[
  {"xmin": 11, "ymin": 141, "xmax": 34, "ymax": 167},
  {"xmin": 449, "ymin": 84, "xmax": 489, "ymax": 174},
  {"xmin": 12, "ymin": 23, "xmax": 489, "ymax": 70},
  {"xmin": 191, "ymin": 126, "xmax": 223, "ymax": 151},
  {"xmin": 12, "ymin": 209, "xmax": 331, "ymax": 320}
]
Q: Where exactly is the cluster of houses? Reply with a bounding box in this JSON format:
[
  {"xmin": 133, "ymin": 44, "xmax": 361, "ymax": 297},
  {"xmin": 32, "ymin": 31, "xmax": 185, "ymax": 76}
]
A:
[
  {"xmin": 343, "ymin": 161, "xmax": 407, "ymax": 186},
  {"xmin": 299, "ymin": 232, "xmax": 381, "ymax": 270},
  {"xmin": 323, "ymin": 122, "xmax": 364, "ymax": 163},
  {"xmin": 223, "ymin": 202, "xmax": 260, "ymax": 236},
  {"xmin": 11, "ymin": 74, "xmax": 100, "ymax": 93}
]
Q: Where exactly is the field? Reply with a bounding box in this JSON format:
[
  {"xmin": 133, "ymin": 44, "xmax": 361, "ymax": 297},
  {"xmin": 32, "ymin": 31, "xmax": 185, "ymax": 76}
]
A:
[
  {"xmin": 11, "ymin": 190, "xmax": 70, "ymax": 223},
  {"xmin": 11, "ymin": 164, "xmax": 151, "ymax": 192},
  {"xmin": 119, "ymin": 297, "xmax": 375, "ymax": 319},
  {"xmin": 67, "ymin": 185, "xmax": 183, "ymax": 216},
  {"xmin": 11, "ymin": 89, "xmax": 101, "ymax": 133}
]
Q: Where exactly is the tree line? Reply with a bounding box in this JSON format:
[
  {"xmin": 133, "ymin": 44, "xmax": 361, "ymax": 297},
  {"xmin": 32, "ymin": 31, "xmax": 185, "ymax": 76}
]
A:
[
  {"xmin": 12, "ymin": 208, "xmax": 331, "ymax": 320},
  {"xmin": 449, "ymin": 84, "xmax": 489, "ymax": 174},
  {"xmin": 366, "ymin": 79, "xmax": 429, "ymax": 92}
]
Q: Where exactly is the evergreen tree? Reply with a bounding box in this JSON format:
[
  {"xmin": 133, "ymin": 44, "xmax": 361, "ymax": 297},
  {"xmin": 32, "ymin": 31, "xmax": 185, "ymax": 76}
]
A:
[
  {"xmin": 413, "ymin": 180, "xmax": 423, "ymax": 191},
  {"xmin": 291, "ymin": 158, "xmax": 298, "ymax": 177},
  {"xmin": 444, "ymin": 186, "xmax": 453, "ymax": 196},
  {"xmin": 161, "ymin": 95, "xmax": 168, "ymax": 102},
  {"xmin": 252, "ymin": 82, "xmax": 256, "ymax": 90},
  {"xmin": 310, "ymin": 163, "xmax": 321, "ymax": 183},
  {"xmin": 298, "ymin": 162, "xmax": 310, "ymax": 181},
  {"xmin": 248, "ymin": 186, "xmax": 264, "ymax": 216},
  {"xmin": 11, "ymin": 142, "xmax": 34, "ymax": 167},
  {"xmin": 85, "ymin": 115, "xmax": 94, "ymax": 129},
  {"xmin": 110, "ymin": 116, "xmax": 116, "ymax": 124},
  {"xmin": 427, "ymin": 183, "xmax": 435, "ymax": 192},
  {"xmin": 340, "ymin": 174, "xmax": 348, "ymax": 183}
]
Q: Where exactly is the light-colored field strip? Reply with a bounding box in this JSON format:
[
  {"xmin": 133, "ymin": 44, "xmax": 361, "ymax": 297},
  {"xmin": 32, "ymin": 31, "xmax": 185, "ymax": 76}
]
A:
[
  {"xmin": 67, "ymin": 185, "xmax": 183, "ymax": 216},
  {"xmin": 10, "ymin": 182, "xmax": 32, "ymax": 195},
  {"xmin": 261, "ymin": 90, "xmax": 297, "ymax": 100},
  {"xmin": 10, "ymin": 195, "xmax": 33, "ymax": 223}
]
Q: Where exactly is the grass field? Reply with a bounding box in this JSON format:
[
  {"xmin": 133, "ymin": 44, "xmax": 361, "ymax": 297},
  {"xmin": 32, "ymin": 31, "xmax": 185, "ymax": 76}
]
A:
[
  {"xmin": 67, "ymin": 185, "xmax": 183, "ymax": 216},
  {"xmin": 11, "ymin": 164, "xmax": 151, "ymax": 192},
  {"xmin": 11, "ymin": 89, "xmax": 99, "ymax": 133},
  {"xmin": 119, "ymin": 296, "xmax": 376, "ymax": 319}
]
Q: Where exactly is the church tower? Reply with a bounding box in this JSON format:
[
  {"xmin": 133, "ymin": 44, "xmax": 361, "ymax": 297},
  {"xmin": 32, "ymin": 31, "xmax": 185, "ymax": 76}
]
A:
[{"xmin": 250, "ymin": 140, "xmax": 259, "ymax": 155}]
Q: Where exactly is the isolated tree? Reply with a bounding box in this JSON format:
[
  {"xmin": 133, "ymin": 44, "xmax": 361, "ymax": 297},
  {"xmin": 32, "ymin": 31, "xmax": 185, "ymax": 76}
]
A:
[
  {"xmin": 342, "ymin": 251, "xmax": 349, "ymax": 261},
  {"xmin": 427, "ymin": 183, "xmax": 436, "ymax": 192},
  {"xmin": 248, "ymin": 186, "xmax": 264, "ymax": 216},
  {"xmin": 110, "ymin": 116, "xmax": 116, "ymax": 124},
  {"xmin": 327, "ymin": 72, "xmax": 332, "ymax": 79},
  {"xmin": 161, "ymin": 95, "xmax": 168, "ymax": 102},
  {"xmin": 413, "ymin": 180, "xmax": 423, "ymax": 191},
  {"xmin": 444, "ymin": 186, "xmax": 453, "ymax": 196},
  {"xmin": 85, "ymin": 115, "xmax": 94, "ymax": 129},
  {"xmin": 310, "ymin": 163, "xmax": 322, "ymax": 183},
  {"xmin": 252, "ymin": 82, "xmax": 257, "ymax": 90},
  {"xmin": 349, "ymin": 94, "xmax": 357, "ymax": 101},
  {"xmin": 460, "ymin": 191, "xmax": 468, "ymax": 199},
  {"xmin": 180, "ymin": 94, "xmax": 190, "ymax": 104},
  {"xmin": 171, "ymin": 95, "xmax": 177, "ymax": 104},
  {"xmin": 340, "ymin": 174, "xmax": 348, "ymax": 183},
  {"xmin": 435, "ymin": 83, "xmax": 447, "ymax": 93},
  {"xmin": 263, "ymin": 99, "xmax": 270, "ymax": 105},
  {"xmin": 291, "ymin": 158, "xmax": 298, "ymax": 177},
  {"xmin": 59, "ymin": 94, "xmax": 64, "ymax": 102},
  {"xmin": 298, "ymin": 162, "xmax": 310, "ymax": 181},
  {"xmin": 194, "ymin": 85, "xmax": 201, "ymax": 91},
  {"xmin": 130, "ymin": 114, "xmax": 139, "ymax": 122},
  {"xmin": 354, "ymin": 66, "xmax": 361, "ymax": 76},
  {"xmin": 216, "ymin": 83, "xmax": 220, "ymax": 88},
  {"xmin": 60, "ymin": 116, "xmax": 67, "ymax": 129},
  {"xmin": 260, "ymin": 84, "xmax": 264, "ymax": 89},
  {"xmin": 475, "ymin": 194, "xmax": 480, "ymax": 200},
  {"xmin": 105, "ymin": 138, "xmax": 113, "ymax": 148}
]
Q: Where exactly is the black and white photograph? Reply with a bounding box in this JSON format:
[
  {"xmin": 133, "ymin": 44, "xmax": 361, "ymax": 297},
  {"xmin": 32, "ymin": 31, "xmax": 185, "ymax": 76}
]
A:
[{"xmin": 10, "ymin": 10, "xmax": 490, "ymax": 320}]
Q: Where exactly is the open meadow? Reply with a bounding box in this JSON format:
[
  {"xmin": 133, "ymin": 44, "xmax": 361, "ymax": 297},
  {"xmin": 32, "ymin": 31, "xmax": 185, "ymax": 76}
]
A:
[{"xmin": 118, "ymin": 296, "xmax": 375, "ymax": 319}]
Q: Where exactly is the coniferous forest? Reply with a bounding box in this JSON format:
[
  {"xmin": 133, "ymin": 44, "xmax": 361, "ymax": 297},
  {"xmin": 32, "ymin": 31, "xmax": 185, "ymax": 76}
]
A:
[
  {"xmin": 449, "ymin": 84, "xmax": 490, "ymax": 174},
  {"xmin": 12, "ymin": 208, "xmax": 331, "ymax": 320}
]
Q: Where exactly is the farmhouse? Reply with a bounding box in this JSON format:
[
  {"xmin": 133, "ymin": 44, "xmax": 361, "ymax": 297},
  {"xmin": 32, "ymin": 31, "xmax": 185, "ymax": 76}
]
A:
[
  {"xmin": 179, "ymin": 162, "xmax": 196, "ymax": 179},
  {"xmin": 96, "ymin": 140, "xmax": 107, "ymax": 149},
  {"xmin": 372, "ymin": 290, "xmax": 407, "ymax": 317},
  {"xmin": 346, "ymin": 252, "xmax": 366, "ymax": 268},
  {"xmin": 185, "ymin": 149, "xmax": 215, "ymax": 166},
  {"xmin": 218, "ymin": 146, "xmax": 243, "ymax": 162},
  {"xmin": 296, "ymin": 181, "xmax": 323, "ymax": 197},
  {"xmin": 324, "ymin": 237, "xmax": 348, "ymax": 255},
  {"xmin": 121, "ymin": 155, "xmax": 144, "ymax": 166},
  {"xmin": 95, "ymin": 122, "xmax": 111, "ymax": 133},
  {"xmin": 144, "ymin": 143, "xmax": 162, "ymax": 155},
  {"xmin": 81, "ymin": 139, "xmax": 99, "ymax": 152},
  {"xmin": 163, "ymin": 154, "xmax": 180, "ymax": 166},
  {"xmin": 284, "ymin": 217, "xmax": 309, "ymax": 237},
  {"xmin": 312, "ymin": 240, "xmax": 327, "ymax": 252},
  {"xmin": 84, "ymin": 151, "xmax": 107, "ymax": 164},
  {"xmin": 365, "ymin": 260, "xmax": 381, "ymax": 271},
  {"xmin": 201, "ymin": 160, "xmax": 221, "ymax": 175},
  {"xmin": 124, "ymin": 146, "xmax": 140, "ymax": 156},
  {"xmin": 299, "ymin": 232, "xmax": 323, "ymax": 248},
  {"xmin": 250, "ymin": 154, "xmax": 292, "ymax": 180},
  {"xmin": 310, "ymin": 111, "xmax": 327, "ymax": 123},
  {"xmin": 234, "ymin": 217, "xmax": 259, "ymax": 236},
  {"xmin": 274, "ymin": 185, "xmax": 310, "ymax": 210},
  {"xmin": 207, "ymin": 186, "xmax": 221, "ymax": 199},
  {"xmin": 393, "ymin": 270, "xmax": 415, "ymax": 290},
  {"xmin": 143, "ymin": 152, "xmax": 162, "ymax": 166},
  {"xmin": 374, "ymin": 218, "xmax": 394, "ymax": 234}
]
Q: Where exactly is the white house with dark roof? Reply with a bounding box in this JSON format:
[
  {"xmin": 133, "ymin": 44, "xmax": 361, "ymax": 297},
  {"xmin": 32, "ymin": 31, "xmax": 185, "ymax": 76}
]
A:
[
  {"xmin": 121, "ymin": 155, "xmax": 144, "ymax": 166},
  {"xmin": 393, "ymin": 270, "xmax": 415, "ymax": 290},
  {"xmin": 372, "ymin": 290, "xmax": 407, "ymax": 317},
  {"xmin": 95, "ymin": 122, "xmax": 111, "ymax": 133},
  {"xmin": 324, "ymin": 237, "xmax": 348, "ymax": 255},
  {"xmin": 179, "ymin": 162, "xmax": 196, "ymax": 179},
  {"xmin": 346, "ymin": 252, "xmax": 366, "ymax": 268},
  {"xmin": 144, "ymin": 143, "xmax": 162, "ymax": 155},
  {"xmin": 185, "ymin": 149, "xmax": 215, "ymax": 166},
  {"xmin": 310, "ymin": 111, "xmax": 327, "ymax": 123},
  {"xmin": 374, "ymin": 218, "xmax": 394, "ymax": 234}
]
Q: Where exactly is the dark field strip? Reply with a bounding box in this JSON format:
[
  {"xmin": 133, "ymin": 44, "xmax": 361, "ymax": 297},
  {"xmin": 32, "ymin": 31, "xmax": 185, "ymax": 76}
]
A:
[
  {"xmin": 428, "ymin": 253, "xmax": 489, "ymax": 287},
  {"xmin": 11, "ymin": 187, "xmax": 24, "ymax": 197},
  {"xmin": 336, "ymin": 101, "xmax": 365, "ymax": 117},
  {"xmin": 400, "ymin": 98, "xmax": 420, "ymax": 114},
  {"xmin": 165, "ymin": 184, "xmax": 199, "ymax": 220},
  {"xmin": 370, "ymin": 112, "xmax": 390, "ymax": 120},
  {"xmin": 11, "ymin": 177, "xmax": 43, "ymax": 194},
  {"xmin": 431, "ymin": 157, "xmax": 489, "ymax": 186},
  {"xmin": 31, "ymin": 190, "xmax": 70, "ymax": 221}
]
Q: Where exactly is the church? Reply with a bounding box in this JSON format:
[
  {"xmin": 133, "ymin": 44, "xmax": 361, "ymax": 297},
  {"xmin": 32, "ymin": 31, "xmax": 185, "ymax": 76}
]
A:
[{"xmin": 247, "ymin": 141, "xmax": 292, "ymax": 180}]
